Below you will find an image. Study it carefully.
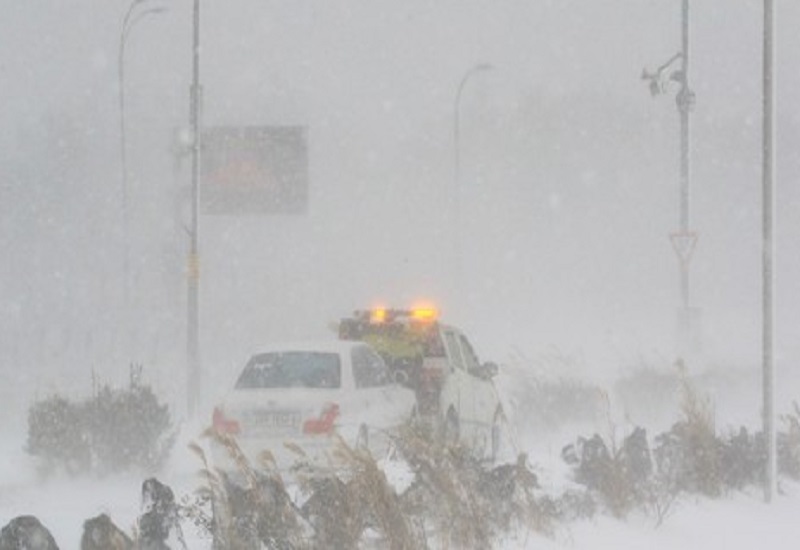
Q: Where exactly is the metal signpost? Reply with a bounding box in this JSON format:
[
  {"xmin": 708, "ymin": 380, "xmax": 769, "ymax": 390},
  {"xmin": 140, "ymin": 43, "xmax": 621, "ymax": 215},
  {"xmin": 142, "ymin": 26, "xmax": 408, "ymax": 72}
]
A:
[
  {"xmin": 643, "ymin": 0, "xmax": 698, "ymax": 357},
  {"xmin": 187, "ymin": 0, "xmax": 202, "ymax": 418},
  {"xmin": 762, "ymin": 0, "xmax": 777, "ymax": 504}
]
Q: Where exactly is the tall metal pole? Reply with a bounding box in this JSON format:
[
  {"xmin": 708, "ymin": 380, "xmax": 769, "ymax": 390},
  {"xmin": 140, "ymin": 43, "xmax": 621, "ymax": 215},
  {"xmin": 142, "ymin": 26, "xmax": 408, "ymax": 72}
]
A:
[
  {"xmin": 118, "ymin": 0, "xmax": 146, "ymax": 311},
  {"xmin": 643, "ymin": 5, "xmax": 698, "ymax": 358},
  {"xmin": 678, "ymin": 0, "xmax": 691, "ymax": 310},
  {"xmin": 452, "ymin": 63, "xmax": 492, "ymax": 305},
  {"xmin": 672, "ymin": 0, "xmax": 699, "ymax": 357},
  {"xmin": 762, "ymin": 0, "xmax": 777, "ymax": 504},
  {"xmin": 454, "ymin": 63, "xmax": 493, "ymax": 204},
  {"xmin": 119, "ymin": 1, "xmax": 165, "ymax": 361},
  {"xmin": 187, "ymin": 0, "xmax": 202, "ymax": 418},
  {"xmin": 119, "ymin": 18, "xmax": 131, "ymax": 311}
]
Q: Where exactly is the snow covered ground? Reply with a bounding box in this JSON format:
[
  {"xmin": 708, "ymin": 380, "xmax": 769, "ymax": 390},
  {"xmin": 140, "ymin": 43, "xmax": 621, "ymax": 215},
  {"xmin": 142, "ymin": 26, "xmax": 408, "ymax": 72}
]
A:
[
  {"xmin": 2, "ymin": 414, "xmax": 800, "ymax": 549},
  {"xmin": 0, "ymin": 424, "xmax": 202, "ymax": 548},
  {"xmin": 2, "ymin": 351, "xmax": 799, "ymax": 548}
]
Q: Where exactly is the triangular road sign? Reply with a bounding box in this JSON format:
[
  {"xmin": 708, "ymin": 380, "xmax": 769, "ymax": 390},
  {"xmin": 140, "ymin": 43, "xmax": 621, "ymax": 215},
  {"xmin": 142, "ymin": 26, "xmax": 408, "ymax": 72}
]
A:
[{"xmin": 670, "ymin": 231, "xmax": 698, "ymax": 266}]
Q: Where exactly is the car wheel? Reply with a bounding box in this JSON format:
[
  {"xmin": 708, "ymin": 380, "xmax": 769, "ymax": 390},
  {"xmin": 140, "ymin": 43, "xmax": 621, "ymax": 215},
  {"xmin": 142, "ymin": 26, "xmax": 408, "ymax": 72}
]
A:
[{"xmin": 442, "ymin": 408, "xmax": 460, "ymax": 448}]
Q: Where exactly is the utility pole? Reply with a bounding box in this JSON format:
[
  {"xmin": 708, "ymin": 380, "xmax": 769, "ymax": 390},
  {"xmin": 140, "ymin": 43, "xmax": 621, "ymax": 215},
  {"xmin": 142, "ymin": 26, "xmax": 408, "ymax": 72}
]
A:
[
  {"xmin": 673, "ymin": 0, "xmax": 699, "ymax": 356},
  {"xmin": 118, "ymin": 0, "xmax": 165, "ymax": 319},
  {"xmin": 762, "ymin": 0, "xmax": 777, "ymax": 504},
  {"xmin": 452, "ymin": 63, "xmax": 493, "ymax": 311},
  {"xmin": 187, "ymin": 0, "xmax": 202, "ymax": 418},
  {"xmin": 454, "ymin": 63, "xmax": 493, "ymax": 204},
  {"xmin": 643, "ymin": 0, "xmax": 698, "ymax": 357},
  {"xmin": 678, "ymin": 0, "xmax": 691, "ymax": 311}
]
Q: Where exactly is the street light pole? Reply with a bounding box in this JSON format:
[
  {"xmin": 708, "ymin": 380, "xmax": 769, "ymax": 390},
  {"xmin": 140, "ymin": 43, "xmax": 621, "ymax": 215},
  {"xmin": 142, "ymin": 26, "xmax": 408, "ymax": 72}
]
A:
[
  {"xmin": 118, "ymin": 0, "xmax": 164, "ymax": 310},
  {"xmin": 187, "ymin": 0, "xmax": 202, "ymax": 418},
  {"xmin": 762, "ymin": 0, "xmax": 777, "ymax": 504},
  {"xmin": 642, "ymin": 0, "xmax": 697, "ymax": 356},
  {"xmin": 678, "ymin": 0, "xmax": 691, "ymax": 309},
  {"xmin": 452, "ymin": 63, "xmax": 492, "ymax": 304},
  {"xmin": 454, "ymin": 63, "xmax": 494, "ymax": 206}
]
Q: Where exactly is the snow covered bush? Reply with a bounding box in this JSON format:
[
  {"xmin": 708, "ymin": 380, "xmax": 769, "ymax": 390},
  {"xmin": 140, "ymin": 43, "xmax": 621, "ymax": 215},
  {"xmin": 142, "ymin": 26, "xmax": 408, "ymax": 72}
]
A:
[
  {"xmin": 138, "ymin": 477, "xmax": 188, "ymax": 549},
  {"xmin": 561, "ymin": 427, "xmax": 653, "ymax": 519},
  {"xmin": 80, "ymin": 513, "xmax": 134, "ymax": 550},
  {"xmin": 561, "ymin": 384, "xmax": 800, "ymax": 527},
  {"xmin": 26, "ymin": 366, "xmax": 175, "ymax": 476},
  {"xmin": 187, "ymin": 420, "xmax": 553, "ymax": 549},
  {"xmin": 300, "ymin": 440, "xmax": 415, "ymax": 549},
  {"xmin": 718, "ymin": 427, "xmax": 763, "ymax": 490},
  {"xmin": 0, "ymin": 516, "xmax": 60, "ymax": 550},
  {"xmin": 187, "ymin": 433, "xmax": 309, "ymax": 550},
  {"xmin": 778, "ymin": 401, "xmax": 800, "ymax": 480},
  {"xmin": 86, "ymin": 381, "xmax": 174, "ymax": 474},
  {"xmin": 653, "ymin": 368, "xmax": 722, "ymax": 497},
  {"xmin": 27, "ymin": 394, "xmax": 91, "ymax": 476}
]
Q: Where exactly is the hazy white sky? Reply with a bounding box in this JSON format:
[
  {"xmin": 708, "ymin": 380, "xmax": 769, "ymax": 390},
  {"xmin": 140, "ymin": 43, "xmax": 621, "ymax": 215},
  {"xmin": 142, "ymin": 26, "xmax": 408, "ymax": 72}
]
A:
[{"xmin": 2, "ymin": 1, "xmax": 800, "ymax": 410}]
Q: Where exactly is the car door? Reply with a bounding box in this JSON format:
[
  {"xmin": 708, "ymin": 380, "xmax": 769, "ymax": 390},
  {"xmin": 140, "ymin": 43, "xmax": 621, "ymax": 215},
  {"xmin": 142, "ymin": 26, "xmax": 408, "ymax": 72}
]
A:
[
  {"xmin": 348, "ymin": 344, "xmax": 414, "ymax": 452},
  {"xmin": 441, "ymin": 327, "xmax": 474, "ymax": 438},
  {"xmin": 452, "ymin": 330, "xmax": 483, "ymax": 446},
  {"xmin": 457, "ymin": 333, "xmax": 498, "ymax": 449}
]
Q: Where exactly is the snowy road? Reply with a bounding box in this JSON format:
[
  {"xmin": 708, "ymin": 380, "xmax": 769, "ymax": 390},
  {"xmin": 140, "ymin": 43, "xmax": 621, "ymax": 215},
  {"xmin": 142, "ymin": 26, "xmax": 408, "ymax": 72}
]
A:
[{"xmin": 3, "ymin": 421, "xmax": 800, "ymax": 549}]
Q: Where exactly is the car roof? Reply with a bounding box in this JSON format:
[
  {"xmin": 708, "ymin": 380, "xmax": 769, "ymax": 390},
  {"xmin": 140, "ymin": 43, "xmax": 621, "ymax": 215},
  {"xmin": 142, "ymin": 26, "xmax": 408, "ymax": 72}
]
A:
[{"xmin": 246, "ymin": 340, "xmax": 369, "ymax": 356}]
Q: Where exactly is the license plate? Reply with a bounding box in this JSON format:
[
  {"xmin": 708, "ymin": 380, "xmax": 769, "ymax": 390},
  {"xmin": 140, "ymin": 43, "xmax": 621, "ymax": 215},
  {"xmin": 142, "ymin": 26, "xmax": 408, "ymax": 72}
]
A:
[{"xmin": 244, "ymin": 410, "xmax": 301, "ymax": 434}]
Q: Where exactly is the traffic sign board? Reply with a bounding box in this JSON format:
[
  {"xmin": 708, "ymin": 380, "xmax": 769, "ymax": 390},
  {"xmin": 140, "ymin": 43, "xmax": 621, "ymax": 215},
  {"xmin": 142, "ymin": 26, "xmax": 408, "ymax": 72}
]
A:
[{"xmin": 670, "ymin": 231, "xmax": 698, "ymax": 266}]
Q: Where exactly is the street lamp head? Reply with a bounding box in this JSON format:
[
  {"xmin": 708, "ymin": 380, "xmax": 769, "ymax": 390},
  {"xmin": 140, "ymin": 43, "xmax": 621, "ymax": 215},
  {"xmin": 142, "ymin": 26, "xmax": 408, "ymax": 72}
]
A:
[
  {"xmin": 123, "ymin": 0, "xmax": 167, "ymax": 32},
  {"xmin": 123, "ymin": 6, "xmax": 168, "ymax": 41},
  {"xmin": 642, "ymin": 52, "xmax": 684, "ymax": 98},
  {"xmin": 136, "ymin": 6, "xmax": 168, "ymax": 18},
  {"xmin": 642, "ymin": 67, "xmax": 665, "ymax": 96},
  {"xmin": 457, "ymin": 63, "xmax": 494, "ymax": 96}
]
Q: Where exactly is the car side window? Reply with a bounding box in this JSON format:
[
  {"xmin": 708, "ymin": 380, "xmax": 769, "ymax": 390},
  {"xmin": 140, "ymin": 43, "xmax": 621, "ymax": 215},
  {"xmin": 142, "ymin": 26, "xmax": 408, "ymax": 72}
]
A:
[
  {"xmin": 443, "ymin": 331, "xmax": 466, "ymax": 371},
  {"xmin": 458, "ymin": 335, "xmax": 480, "ymax": 374},
  {"xmin": 352, "ymin": 345, "xmax": 392, "ymax": 388}
]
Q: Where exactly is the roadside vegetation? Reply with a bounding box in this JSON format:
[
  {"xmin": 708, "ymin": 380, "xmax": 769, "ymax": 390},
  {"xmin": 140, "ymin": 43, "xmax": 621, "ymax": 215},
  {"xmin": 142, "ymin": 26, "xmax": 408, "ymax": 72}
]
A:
[
  {"xmin": 26, "ymin": 365, "xmax": 175, "ymax": 477},
  {"xmin": 15, "ymin": 361, "xmax": 800, "ymax": 548}
]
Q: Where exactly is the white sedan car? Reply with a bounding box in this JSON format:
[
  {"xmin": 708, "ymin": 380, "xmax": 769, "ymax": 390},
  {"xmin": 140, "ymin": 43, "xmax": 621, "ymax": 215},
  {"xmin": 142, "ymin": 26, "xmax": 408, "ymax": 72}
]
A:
[{"xmin": 210, "ymin": 341, "xmax": 415, "ymax": 471}]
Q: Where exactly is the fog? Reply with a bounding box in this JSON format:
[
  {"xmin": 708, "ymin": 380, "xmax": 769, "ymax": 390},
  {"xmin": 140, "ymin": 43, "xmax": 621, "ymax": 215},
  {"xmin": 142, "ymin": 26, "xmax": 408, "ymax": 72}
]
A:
[{"xmin": 2, "ymin": 0, "xmax": 800, "ymax": 420}]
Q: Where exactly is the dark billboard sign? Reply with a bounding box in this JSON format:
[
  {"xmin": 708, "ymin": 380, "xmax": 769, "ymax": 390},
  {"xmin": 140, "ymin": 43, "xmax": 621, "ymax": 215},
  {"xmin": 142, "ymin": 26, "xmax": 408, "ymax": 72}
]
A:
[{"xmin": 201, "ymin": 126, "xmax": 308, "ymax": 215}]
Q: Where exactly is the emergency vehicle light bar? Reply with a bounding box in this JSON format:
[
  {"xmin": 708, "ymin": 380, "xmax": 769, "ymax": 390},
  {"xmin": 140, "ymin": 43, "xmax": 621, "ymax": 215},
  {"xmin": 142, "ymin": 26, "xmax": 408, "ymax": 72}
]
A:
[
  {"xmin": 370, "ymin": 308, "xmax": 387, "ymax": 323},
  {"xmin": 410, "ymin": 307, "xmax": 437, "ymax": 321},
  {"xmin": 355, "ymin": 306, "xmax": 439, "ymax": 324}
]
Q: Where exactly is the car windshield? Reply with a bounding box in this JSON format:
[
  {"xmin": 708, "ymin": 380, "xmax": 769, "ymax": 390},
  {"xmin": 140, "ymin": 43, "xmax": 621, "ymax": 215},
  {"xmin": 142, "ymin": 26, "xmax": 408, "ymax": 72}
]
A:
[{"xmin": 235, "ymin": 351, "xmax": 341, "ymax": 389}]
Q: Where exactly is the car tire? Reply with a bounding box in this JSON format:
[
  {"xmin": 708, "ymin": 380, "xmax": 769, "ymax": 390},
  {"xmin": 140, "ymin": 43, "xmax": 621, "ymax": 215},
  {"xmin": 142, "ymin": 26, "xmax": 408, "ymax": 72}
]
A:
[{"xmin": 442, "ymin": 408, "xmax": 459, "ymax": 448}]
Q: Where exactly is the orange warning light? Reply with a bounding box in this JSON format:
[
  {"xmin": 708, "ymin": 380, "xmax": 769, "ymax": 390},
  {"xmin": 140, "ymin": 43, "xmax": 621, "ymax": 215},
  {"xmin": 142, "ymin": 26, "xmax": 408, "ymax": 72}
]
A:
[
  {"xmin": 370, "ymin": 307, "xmax": 387, "ymax": 323},
  {"xmin": 410, "ymin": 307, "xmax": 437, "ymax": 322}
]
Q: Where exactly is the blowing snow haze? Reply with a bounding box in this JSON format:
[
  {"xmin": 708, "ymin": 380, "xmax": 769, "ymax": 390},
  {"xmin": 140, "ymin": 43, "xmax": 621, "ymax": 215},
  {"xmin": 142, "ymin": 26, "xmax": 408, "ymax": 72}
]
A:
[{"xmin": 1, "ymin": 1, "xmax": 800, "ymax": 418}]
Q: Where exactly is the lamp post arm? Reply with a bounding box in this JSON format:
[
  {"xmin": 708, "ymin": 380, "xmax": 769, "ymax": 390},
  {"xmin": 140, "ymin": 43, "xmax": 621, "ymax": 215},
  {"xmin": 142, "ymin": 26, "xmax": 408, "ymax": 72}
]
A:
[
  {"xmin": 453, "ymin": 63, "xmax": 493, "ymax": 193},
  {"xmin": 117, "ymin": 0, "xmax": 164, "ymax": 311},
  {"xmin": 656, "ymin": 51, "xmax": 682, "ymax": 76},
  {"xmin": 122, "ymin": 0, "xmax": 145, "ymax": 33},
  {"xmin": 124, "ymin": 8, "xmax": 166, "ymax": 43}
]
